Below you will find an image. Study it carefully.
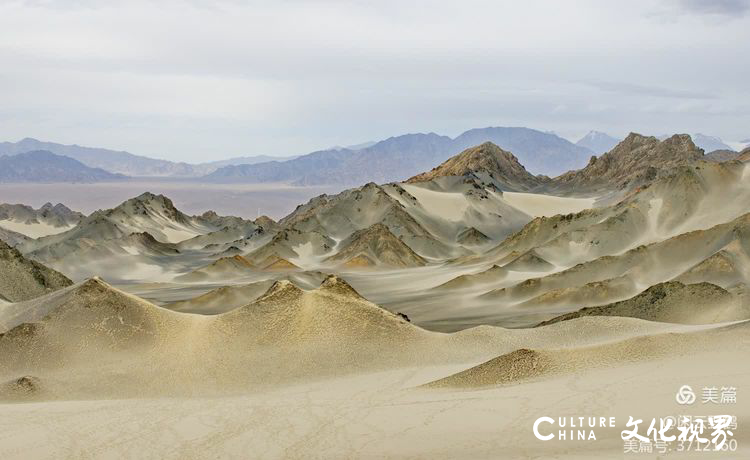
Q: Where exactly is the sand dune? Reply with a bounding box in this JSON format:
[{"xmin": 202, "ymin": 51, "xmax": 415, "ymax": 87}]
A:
[
  {"xmin": 174, "ymin": 255, "xmax": 256, "ymax": 282},
  {"xmin": 165, "ymin": 281, "xmax": 275, "ymax": 314},
  {"xmin": 501, "ymin": 191, "xmax": 596, "ymax": 217},
  {"xmin": 425, "ymin": 319, "xmax": 750, "ymax": 388},
  {"xmin": 1, "ymin": 275, "xmax": 719, "ymax": 401},
  {"xmin": 536, "ymin": 281, "xmax": 748, "ymax": 326},
  {"xmin": 0, "ymin": 220, "xmax": 75, "ymax": 238},
  {"xmin": 519, "ymin": 276, "xmax": 636, "ymax": 311},
  {"xmin": 434, "ymin": 264, "xmax": 507, "ymax": 290},
  {"xmin": 325, "ymin": 223, "xmax": 427, "ymax": 268}
]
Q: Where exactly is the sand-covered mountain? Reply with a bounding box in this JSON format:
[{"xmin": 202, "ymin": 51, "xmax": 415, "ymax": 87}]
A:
[
  {"xmin": 422, "ymin": 158, "xmax": 750, "ymax": 328},
  {"xmin": 175, "ymin": 255, "xmax": 256, "ymax": 282},
  {"xmin": 0, "ymin": 276, "xmax": 432, "ymax": 398},
  {"xmin": 0, "ymin": 202, "xmax": 83, "ymax": 238},
  {"xmin": 325, "ymin": 223, "xmax": 427, "ymax": 268},
  {"xmin": 203, "ymin": 127, "xmax": 593, "ymax": 185},
  {"xmin": 24, "ymin": 193, "xmax": 214, "ymax": 250},
  {"xmin": 177, "ymin": 211, "xmax": 272, "ymax": 252},
  {"xmin": 553, "ymin": 133, "xmax": 704, "ymax": 192},
  {"xmin": 272, "ymin": 179, "xmax": 537, "ymax": 265},
  {"xmin": 406, "ymin": 142, "xmax": 546, "ymax": 191},
  {"xmin": 574, "ymin": 131, "xmax": 620, "ymax": 155},
  {"xmin": 0, "ymin": 151, "xmax": 125, "ymax": 183},
  {"xmin": 0, "ymin": 239, "xmax": 72, "ymax": 302},
  {"xmin": 481, "ymin": 210, "xmax": 750, "ymax": 325},
  {"xmin": 536, "ymin": 281, "xmax": 746, "ymax": 326},
  {"xmin": 739, "ymin": 147, "xmax": 750, "ymax": 162},
  {"xmin": 244, "ymin": 227, "xmax": 335, "ymax": 267},
  {"xmin": 450, "ymin": 127, "xmax": 592, "ymax": 175},
  {"xmin": 257, "ymin": 142, "xmax": 605, "ymax": 268},
  {"xmin": 17, "ymin": 193, "xmax": 270, "ymax": 281}
]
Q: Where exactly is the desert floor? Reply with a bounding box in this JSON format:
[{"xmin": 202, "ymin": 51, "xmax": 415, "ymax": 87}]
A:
[{"xmin": 1, "ymin": 319, "xmax": 746, "ymax": 459}]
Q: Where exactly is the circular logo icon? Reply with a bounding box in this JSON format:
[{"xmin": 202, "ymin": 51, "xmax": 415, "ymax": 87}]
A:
[{"xmin": 676, "ymin": 385, "xmax": 696, "ymax": 405}]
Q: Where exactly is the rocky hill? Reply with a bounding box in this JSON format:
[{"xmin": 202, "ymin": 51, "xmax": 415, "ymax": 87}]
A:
[
  {"xmin": 0, "ymin": 203, "xmax": 85, "ymax": 228},
  {"xmin": 0, "ymin": 239, "xmax": 72, "ymax": 302},
  {"xmin": 553, "ymin": 133, "xmax": 705, "ymax": 191},
  {"xmin": 325, "ymin": 223, "xmax": 427, "ymax": 268},
  {"xmin": 406, "ymin": 142, "xmax": 546, "ymax": 191}
]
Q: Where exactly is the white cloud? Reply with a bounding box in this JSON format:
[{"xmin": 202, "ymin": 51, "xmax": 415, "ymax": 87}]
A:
[{"xmin": 0, "ymin": 0, "xmax": 748, "ymax": 161}]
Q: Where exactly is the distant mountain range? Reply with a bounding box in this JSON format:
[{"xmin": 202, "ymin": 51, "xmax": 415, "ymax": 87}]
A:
[
  {"xmin": 5, "ymin": 132, "xmax": 749, "ymax": 283},
  {"xmin": 0, "ymin": 129, "xmax": 743, "ymax": 185},
  {"xmin": 0, "ymin": 138, "xmax": 293, "ymax": 177},
  {"xmin": 205, "ymin": 127, "xmax": 595, "ymax": 185},
  {"xmin": 575, "ymin": 131, "xmax": 621, "ymax": 155},
  {"xmin": 690, "ymin": 134, "xmax": 734, "ymax": 152},
  {"xmin": 0, "ymin": 138, "xmax": 201, "ymax": 177},
  {"xmin": 201, "ymin": 155, "xmax": 300, "ymax": 169},
  {"xmin": 0, "ymin": 151, "xmax": 125, "ymax": 183}
]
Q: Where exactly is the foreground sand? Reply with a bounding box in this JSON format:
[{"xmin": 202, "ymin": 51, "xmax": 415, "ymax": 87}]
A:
[
  {"xmin": 0, "ymin": 350, "xmax": 746, "ymax": 459},
  {"xmin": 0, "ymin": 317, "xmax": 746, "ymax": 459},
  {"xmin": 1, "ymin": 277, "xmax": 748, "ymax": 459}
]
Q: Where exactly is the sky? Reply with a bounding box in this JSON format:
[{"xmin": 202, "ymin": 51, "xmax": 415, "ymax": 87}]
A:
[{"xmin": 1, "ymin": 0, "xmax": 749, "ymax": 162}]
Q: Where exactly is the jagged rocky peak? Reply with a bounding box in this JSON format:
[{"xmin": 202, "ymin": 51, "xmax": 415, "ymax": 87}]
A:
[
  {"xmin": 319, "ymin": 274, "xmax": 364, "ymax": 298},
  {"xmin": 113, "ymin": 192, "xmax": 185, "ymax": 222},
  {"xmin": 0, "ymin": 239, "xmax": 73, "ymax": 302},
  {"xmin": 555, "ymin": 133, "xmax": 705, "ymax": 190},
  {"xmin": 405, "ymin": 142, "xmax": 544, "ymax": 190},
  {"xmin": 258, "ymin": 279, "xmax": 304, "ymax": 300}
]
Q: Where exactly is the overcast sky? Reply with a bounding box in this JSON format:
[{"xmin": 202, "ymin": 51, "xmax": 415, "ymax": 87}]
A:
[{"xmin": 1, "ymin": 0, "xmax": 749, "ymax": 162}]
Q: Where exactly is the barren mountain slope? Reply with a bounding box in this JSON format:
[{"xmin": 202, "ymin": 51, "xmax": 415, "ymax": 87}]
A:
[
  {"xmin": 325, "ymin": 223, "xmax": 427, "ymax": 268},
  {"xmin": 0, "ymin": 240, "xmax": 72, "ymax": 302},
  {"xmin": 0, "ymin": 202, "xmax": 83, "ymax": 238},
  {"xmin": 406, "ymin": 142, "xmax": 547, "ymax": 191},
  {"xmin": 553, "ymin": 133, "xmax": 704, "ymax": 191},
  {"xmin": 536, "ymin": 281, "xmax": 747, "ymax": 326}
]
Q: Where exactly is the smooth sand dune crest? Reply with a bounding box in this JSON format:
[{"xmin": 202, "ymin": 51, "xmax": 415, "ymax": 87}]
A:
[
  {"xmin": 536, "ymin": 281, "xmax": 749, "ymax": 326},
  {"xmin": 1, "ymin": 274, "xmax": 729, "ymax": 402},
  {"xmin": 164, "ymin": 280, "xmax": 276, "ymax": 314},
  {"xmin": 423, "ymin": 319, "xmax": 750, "ymax": 389}
]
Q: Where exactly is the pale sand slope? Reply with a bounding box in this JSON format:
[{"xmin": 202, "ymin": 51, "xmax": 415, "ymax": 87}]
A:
[
  {"xmin": 0, "ymin": 320, "xmax": 747, "ymax": 459},
  {"xmin": 1, "ymin": 277, "xmax": 708, "ymax": 399},
  {"xmin": 0, "ymin": 220, "xmax": 74, "ymax": 238},
  {"xmin": 0, "ymin": 276, "xmax": 748, "ymax": 457},
  {"xmin": 502, "ymin": 191, "xmax": 597, "ymax": 218}
]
